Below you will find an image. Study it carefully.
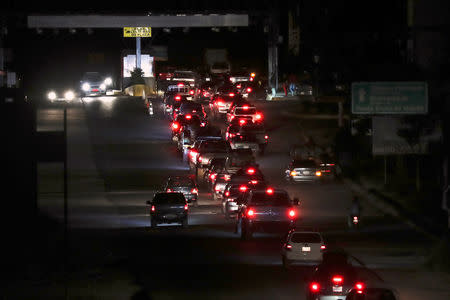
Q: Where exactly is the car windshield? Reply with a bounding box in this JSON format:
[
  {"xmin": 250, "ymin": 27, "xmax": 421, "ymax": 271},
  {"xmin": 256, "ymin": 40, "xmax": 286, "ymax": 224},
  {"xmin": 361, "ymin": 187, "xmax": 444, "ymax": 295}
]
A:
[
  {"xmin": 249, "ymin": 191, "xmax": 291, "ymax": 206},
  {"xmin": 290, "ymin": 233, "xmax": 322, "ymax": 243},
  {"xmin": 82, "ymin": 72, "xmax": 102, "ymax": 82},
  {"xmin": 152, "ymin": 193, "xmax": 186, "ymax": 204}
]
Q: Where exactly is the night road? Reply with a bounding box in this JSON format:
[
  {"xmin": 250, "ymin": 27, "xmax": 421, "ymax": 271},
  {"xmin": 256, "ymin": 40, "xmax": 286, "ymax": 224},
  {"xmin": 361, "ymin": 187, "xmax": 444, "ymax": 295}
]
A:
[{"xmin": 7, "ymin": 95, "xmax": 444, "ymax": 300}]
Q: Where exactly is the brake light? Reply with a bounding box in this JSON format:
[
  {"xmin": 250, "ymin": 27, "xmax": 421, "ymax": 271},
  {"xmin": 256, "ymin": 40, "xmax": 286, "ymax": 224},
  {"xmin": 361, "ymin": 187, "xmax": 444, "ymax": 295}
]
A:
[
  {"xmin": 353, "ymin": 216, "xmax": 359, "ymax": 224},
  {"xmin": 320, "ymin": 245, "xmax": 326, "ymax": 251},
  {"xmin": 217, "ymin": 101, "xmax": 224, "ymax": 106},
  {"xmin": 177, "ymin": 83, "xmax": 184, "ymax": 87},
  {"xmin": 310, "ymin": 282, "xmax": 320, "ymax": 293},
  {"xmin": 203, "ymin": 91, "xmax": 208, "ymax": 97},
  {"xmin": 175, "ymin": 95, "xmax": 181, "ymax": 100},
  {"xmin": 288, "ymin": 209, "xmax": 296, "ymax": 218},
  {"xmin": 185, "ymin": 114, "xmax": 192, "ymax": 119},
  {"xmin": 246, "ymin": 208, "xmax": 255, "ymax": 217},
  {"xmin": 315, "ymin": 171, "xmax": 322, "ymax": 176},
  {"xmin": 151, "ymin": 205, "xmax": 155, "ymax": 212},
  {"xmin": 214, "ymin": 185, "xmax": 221, "ymax": 192},
  {"xmin": 224, "ymin": 191, "xmax": 230, "ymax": 197},
  {"xmin": 236, "ymin": 84, "xmax": 242, "ymax": 89},
  {"xmin": 166, "ymin": 188, "xmax": 172, "ymax": 192},
  {"xmin": 229, "ymin": 133, "xmax": 236, "ymax": 138},
  {"xmin": 355, "ymin": 282, "xmax": 365, "ymax": 294},
  {"xmin": 285, "ymin": 244, "xmax": 292, "ymax": 250},
  {"xmin": 191, "ymin": 188, "xmax": 198, "ymax": 194},
  {"xmin": 171, "ymin": 122, "xmax": 179, "ymax": 130},
  {"xmin": 266, "ymin": 188, "xmax": 274, "ymax": 194},
  {"xmin": 255, "ymin": 113, "xmax": 262, "ymax": 120},
  {"xmin": 246, "ymin": 87, "xmax": 252, "ymax": 93},
  {"xmin": 189, "ymin": 90, "xmax": 194, "ymax": 95},
  {"xmin": 243, "ymin": 105, "xmax": 249, "ymax": 110},
  {"xmin": 184, "ymin": 204, "xmax": 188, "ymax": 210},
  {"xmin": 189, "ymin": 150, "xmax": 198, "ymax": 157},
  {"xmin": 246, "ymin": 168, "xmax": 255, "ymax": 175},
  {"xmin": 264, "ymin": 135, "xmax": 269, "ymax": 139},
  {"xmin": 239, "ymin": 119, "xmax": 246, "ymax": 125},
  {"xmin": 210, "ymin": 173, "xmax": 216, "ymax": 180},
  {"xmin": 197, "ymin": 155, "xmax": 202, "ymax": 163},
  {"xmin": 332, "ymin": 276, "xmax": 344, "ymax": 285},
  {"xmin": 229, "ymin": 93, "xmax": 235, "ymax": 97},
  {"xmin": 250, "ymin": 180, "xmax": 258, "ymax": 184},
  {"xmin": 239, "ymin": 185, "xmax": 248, "ymax": 192}
]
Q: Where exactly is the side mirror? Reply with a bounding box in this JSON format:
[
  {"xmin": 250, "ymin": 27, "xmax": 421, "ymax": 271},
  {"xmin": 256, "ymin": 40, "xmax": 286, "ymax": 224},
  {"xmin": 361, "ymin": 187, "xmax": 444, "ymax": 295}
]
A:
[
  {"xmin": 145, "ymin": 200, "xmax": 152, "ymax": 205},
  {"xmin": 293, "ymin": 198, "xmax": 299, "ymax": 206}
]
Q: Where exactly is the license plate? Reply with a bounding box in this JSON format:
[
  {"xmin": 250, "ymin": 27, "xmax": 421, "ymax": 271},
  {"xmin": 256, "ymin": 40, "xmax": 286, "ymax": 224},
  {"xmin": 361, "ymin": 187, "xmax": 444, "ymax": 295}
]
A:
[
  {"xmin": 164, "ymin": 214, "xmax": 177, "ymax": 219},
  {"xmin": 303, "ymin": 171, "xmax": 310, "ymax": 175},
  {"xmin": 332, "ymin": 286, "xmax": 343, "ymax": 293},
  {"xmin": 187, "ymin": 97, "xmax": 192, "ymax": 100},
  {"xmin": 302, "ymin": 247, "xmax": 311, "ymax": 252}
]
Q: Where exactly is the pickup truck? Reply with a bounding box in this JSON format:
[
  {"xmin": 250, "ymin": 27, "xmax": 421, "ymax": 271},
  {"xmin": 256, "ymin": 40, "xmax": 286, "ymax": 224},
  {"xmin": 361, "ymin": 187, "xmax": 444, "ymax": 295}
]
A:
[{"xmin": 235, "ymin": 188, "xmax": 299, "ymax": 240}]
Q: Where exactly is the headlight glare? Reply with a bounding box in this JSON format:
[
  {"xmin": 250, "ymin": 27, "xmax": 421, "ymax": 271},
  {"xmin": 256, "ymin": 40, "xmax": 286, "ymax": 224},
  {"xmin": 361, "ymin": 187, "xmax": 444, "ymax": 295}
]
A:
[
  {"xmin": 104, "ymin": 77, "xmax": 112, "ymax": 85},
  {"xmin": 48, "ymin": 91, "xmax": 57, "ymax": 100},
  {"xmin": 82, "ymin": 83, "xmax": 90, "ymax": 91},
  {"xmin": 100, "ymin": 83, "xmax": 106, "ymax": 90},
  {"xmin": 64, "ymin": 90, "xmax": 75, "ymax": 101}
]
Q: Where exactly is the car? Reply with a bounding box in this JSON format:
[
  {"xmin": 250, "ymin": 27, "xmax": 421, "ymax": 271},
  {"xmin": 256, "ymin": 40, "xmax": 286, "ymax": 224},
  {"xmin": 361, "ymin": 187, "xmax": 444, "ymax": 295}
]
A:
[
  {"xmin": 306, "ymin": 251, "xmax": 369, "ymax": 300},
  {"xmin": 226, "ymin": 103, "xmax": 263, "ymax": 124},
  {"xmin": 221, "ymin": 180, "xmax": 268, "ymax": 219},
  {"xmin": 212, "ymin": 171, "xmax": 232, "ymax": 200},
  {"xmin": 222, "ymin": 149, "xmax": 255, "ymax": 174},
  {"xmin": 187, "ymin": 135, "xmax": 223, "ymax": 169},
  {"xmin": 228, "ymin": 134, "xmax": 260, "ymax": 155},
  {"xmin": 146, "ymin": 192, "xmax": 189, "ymax": 228},
  {"xmin": 216, "ymin": 164, "xmax": 265, "ymax": 198},
  {"xmin": 281, "ymin": 230, "xmax": 326, "ymax": 268},
  {"xmin": 171, "ymin": 114, "xmax": 202, "ymax": 142},
  {"xmin": 210, "ymin": 93, "xmax": 243, "ymax": 117},
  {"xmin": 203, "ymin": 157, "xmax": 227, "ymax": 190},
  {"xmin": 80, "ymin": 72, "xmax": 113, "ymax": 97},
  {"xmin": 285, "ymin": 159, "xmax": 322, "ymax": 183},
  {"xmin": 171, "ymin": 70, "xmax": 198, "ymax": 87},
  {"xmin": 235, "ymin": 188, "xmax": 299, "ymax": 240},
  {"xmin": 176, "ymin": 101, "xmax": 207, "ymax": 121},
  {"xmin": 163, "ymin": 176, "xmax": 199, "ymax": 206},
  {"xmin": 237, "ymin": 123, "xmax": 269, "ymax": 154},
  {"xmin": 228, "ymin": 71, "xmax": 252, "ymax": 84},
  {"xmin": 191, "ymin": 139, "xmax": 232, "ymax": 177},
  {"xmin": 236, "ymin": 81, "xmax": 260, "ymax": 99}
]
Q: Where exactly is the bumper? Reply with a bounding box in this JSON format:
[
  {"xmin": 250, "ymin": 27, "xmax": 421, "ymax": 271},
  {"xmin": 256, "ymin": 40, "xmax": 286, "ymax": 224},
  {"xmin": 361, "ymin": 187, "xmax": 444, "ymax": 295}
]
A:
[
  {"xmin": 247, "ymin": 220, "xmax": 296, "ymax": 233},
  {"xmin": 151, "ymin": 212, "xmax": 187, "ymax": 223},
  {"xmin": 289, "ymin": 175, "xmax": 321, "ymax": 182},
  {"xmin": 183, "ymin": 193, "xmax": 198, "ymax": 202}
]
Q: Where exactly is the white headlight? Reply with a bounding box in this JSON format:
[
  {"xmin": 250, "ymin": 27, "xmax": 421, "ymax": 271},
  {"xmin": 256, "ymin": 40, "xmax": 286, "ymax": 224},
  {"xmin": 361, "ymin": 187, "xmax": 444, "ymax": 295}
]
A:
[
  {"xmin": 64, "ymin": 90, "xmax": 75, "ymax": 101},
  {"xmin": 100, "ymin": 83, "xmax": 106, "ymax": 90},
  {"xmin": 48, "ymin": 91, "xmax": 57, "ymax": 100},
  {"xmin": 104, "ymin": 77, "xmax": 112, "ymax": 85},
  {"xmin": 82, "ymin": 83, "xmax": 90, "ymax": 91}
]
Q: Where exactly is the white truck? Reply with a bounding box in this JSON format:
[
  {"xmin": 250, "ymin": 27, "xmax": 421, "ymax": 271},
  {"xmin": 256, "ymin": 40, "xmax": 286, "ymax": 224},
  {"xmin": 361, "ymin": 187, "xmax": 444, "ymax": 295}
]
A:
[{"xmin": 204, "ymin": 49, "xmax": 230, "ymax": 74}]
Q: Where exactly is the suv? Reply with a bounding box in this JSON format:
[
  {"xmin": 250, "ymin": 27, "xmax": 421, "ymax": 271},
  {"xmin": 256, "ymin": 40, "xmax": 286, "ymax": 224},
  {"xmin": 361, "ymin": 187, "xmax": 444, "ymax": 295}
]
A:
[
  {"xmin": 146, "ymin": 192, "xmax": 189, "ymax": 228},
  {"xmin": 235, "ymin": 188, "xmax": 299, "ymax": 240},
  {"xmin": 226, "ymin": 104, "xmax": 262, "ymax": 124},
  {"xmin": 281, "ymin": 230, "xmax": 326, "ymax": 268},
  {"xmin": 163, "ymin": 176, "xmax": 199, "ymax": 206}
]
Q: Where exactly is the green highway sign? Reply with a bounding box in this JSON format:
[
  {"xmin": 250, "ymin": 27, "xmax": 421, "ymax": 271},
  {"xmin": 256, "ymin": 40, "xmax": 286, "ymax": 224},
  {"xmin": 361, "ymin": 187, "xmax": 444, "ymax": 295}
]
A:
[{"xmin": 352, "ymin": 82, "xmax": 428, "ymax": 114}]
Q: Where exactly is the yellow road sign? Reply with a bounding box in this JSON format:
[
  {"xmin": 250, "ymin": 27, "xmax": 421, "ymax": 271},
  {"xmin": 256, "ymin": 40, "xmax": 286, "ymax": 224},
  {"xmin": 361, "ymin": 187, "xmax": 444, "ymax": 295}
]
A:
[{"xmin": 123, "ymin": 27, "xmax": 152, "ymax": 37}]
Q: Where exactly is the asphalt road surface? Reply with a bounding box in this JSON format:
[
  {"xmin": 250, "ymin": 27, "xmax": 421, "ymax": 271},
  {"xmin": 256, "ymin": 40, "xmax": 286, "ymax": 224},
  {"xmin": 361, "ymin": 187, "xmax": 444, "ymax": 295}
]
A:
[{"xmin": 10, "ymin": 95, "xmax": 448, "ymax": 300}]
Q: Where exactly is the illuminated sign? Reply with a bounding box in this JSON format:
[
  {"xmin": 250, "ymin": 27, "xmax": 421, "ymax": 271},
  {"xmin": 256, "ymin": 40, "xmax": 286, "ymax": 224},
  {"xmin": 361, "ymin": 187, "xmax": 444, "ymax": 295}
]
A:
[{"xmin": 123, "ymin": 27, "xmax": 152, "ymax": 37}]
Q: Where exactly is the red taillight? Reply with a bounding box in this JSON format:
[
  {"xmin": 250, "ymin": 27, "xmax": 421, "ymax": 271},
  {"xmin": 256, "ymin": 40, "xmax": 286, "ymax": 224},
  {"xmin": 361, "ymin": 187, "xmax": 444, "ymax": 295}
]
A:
[
  {"xmin": 189, "ymin": 90, "xmax": 194, "ymax": 95},
  {"xmin": 243, "ymin": 105, "xmax": 249, "ymax": 110},
  {"xmin": 229, "ymin": 93, "xmax": 235, "ymax": 97},
  {"xmin": 250, "ymin": 180, "xmax": 258, "ymax": 184},
  {"xmin": 246, "ymin": 168, "xmax": 255, "ymax": 175},
  {"xmin": 237, "ymin": 84, "xmax": 242, "ymax": 89},
  {"xmin": 189, "ymin": 150, "xmax": 198, "ymax": 157},
  {"xmin": 288, "ymin": 209, "xmax": 296, "ymax": 218},
  {"xmin": 185, "ymin": 114, "xmax": 192, "ymax": 119},
  {"xmin": 246, "ymin": 208, "xmax": 255, "ymax": 217},
  {"xmin": 285, "ymin": 243, "xmax": 292, "ymax": 250},
  {"xmin": 239, "ymin": 119, "xmax": 246, "ymax": 125},
  {"xmin": 151, "ymin": 205, "xmax": 155, "ymax": 212},
  {"xmin": 191, "ymin": 188, "xmax": 198, "ymax": 194},
  {"xmin": 197, "ymin": 155, "xmax": 202, "ymax": 163},
  {"xmin": 255, "ymin": 113, "xmax": 262, "ymax": 120},
  {"xmin": 171, "ymin": 122, "xmax": 179, "ymax": 130},
  {"xmin": 355, "ymin": 282, "xmax": 365, "ymax": 294},
  {"xmin": 320, "ymin": 245, "xmax": 326, "ymax": 251},
  {"xmin": 184, "ymin": 204, "xmax": 188, "ymax": 210},
  {"xmin": 239, "ymin": 185, "xmax": 248, "ymax": 192},
  {"xmin": 177, "ymin": 83, "xmax": 184, "ymax": 87},
  {"xmin": 266, "ymin": 188, "xmax": 274, "ymax": 195},
  {"xmin": 214, "ymin": 185, "xmax": 221, "ymax": 192},
  {"xmin": 203, "ymin": 91, "xmax": 208, "ymax": 97},
  {"xmin": 217, "ymin": 101, "xmax": 224, "ymax": 106},
  {"xmin": 246, "ymin": 87, "xmax": 252, "ymax": 93},
  {"xmin": 310, "ymin": 282, "xmax": 320, "ymax": 293},
  {"xmin": 210, "ymin": 173, "xmax": 216, "ymax": 180},
  {"xmin": 332, "ymin": 276, "xmax": 344, "ymax": 285},
  {"xmin": 264, "ymin": 135, "xmax": 269, "ymax": 139},
  {"xmin": 224, "ymin": 191, "xmax": 230, "ymax": 197},
  {"xmin": 166, "ymin": 188, "xmax": 173, "ymax": 192},
  {"xmin": 175, "ymin": 95, "xmax": 181, "ymax": 100}
]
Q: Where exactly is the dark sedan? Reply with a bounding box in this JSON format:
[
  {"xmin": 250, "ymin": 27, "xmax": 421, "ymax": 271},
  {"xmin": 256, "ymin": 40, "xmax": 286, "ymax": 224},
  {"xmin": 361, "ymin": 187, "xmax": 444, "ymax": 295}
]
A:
[{"xmin": 146, "ymin": 192, "xmax": 189, "ymax": 228}]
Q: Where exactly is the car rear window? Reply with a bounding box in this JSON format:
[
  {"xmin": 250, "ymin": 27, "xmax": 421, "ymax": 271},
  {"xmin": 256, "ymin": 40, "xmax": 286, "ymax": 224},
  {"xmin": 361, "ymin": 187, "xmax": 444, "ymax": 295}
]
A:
[
  {"xmin": 292, "ymin": 160, "xmax": 318, "ymax": 168},
  {"xmin": 235, "ymin": 107, "xmax": 257, "ymax": 115},
  {"xmin": 200, "ymin": 141, "xmax": 229, "ymax": 152},
  {"xmin": 249, "ymin": 191, "xmax": 290, "ymax": 206},
  {"xmin": 290, "ymin": 233, "xmax": 322, "ymax": 243},
  {"xmin": 153, "ymin": 193, "xmax": 186, "ymax": 204}
]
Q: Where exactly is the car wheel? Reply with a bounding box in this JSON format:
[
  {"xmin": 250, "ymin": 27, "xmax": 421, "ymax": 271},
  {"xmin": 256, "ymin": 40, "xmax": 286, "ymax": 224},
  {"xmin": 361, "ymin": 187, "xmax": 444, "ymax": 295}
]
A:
[{"xmin": 181, "ymin": 217, "xmax": 188, "ymax": 228}]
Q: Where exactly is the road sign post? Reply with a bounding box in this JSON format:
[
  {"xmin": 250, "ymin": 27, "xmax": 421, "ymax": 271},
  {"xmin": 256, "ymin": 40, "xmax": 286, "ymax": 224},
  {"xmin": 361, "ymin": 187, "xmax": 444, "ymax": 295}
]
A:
[{"xmin": 123, "ymin": 27, "xmax": 152, "ymax": 70}]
